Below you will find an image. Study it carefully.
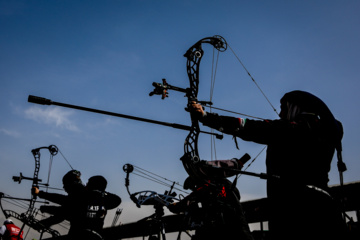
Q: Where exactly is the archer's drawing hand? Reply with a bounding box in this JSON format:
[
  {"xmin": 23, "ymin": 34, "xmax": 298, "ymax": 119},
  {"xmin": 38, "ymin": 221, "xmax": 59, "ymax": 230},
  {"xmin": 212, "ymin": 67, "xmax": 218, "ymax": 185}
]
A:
[{"xmin": 189, "ymin": 101, "xmax": 205, "ymax": 119}]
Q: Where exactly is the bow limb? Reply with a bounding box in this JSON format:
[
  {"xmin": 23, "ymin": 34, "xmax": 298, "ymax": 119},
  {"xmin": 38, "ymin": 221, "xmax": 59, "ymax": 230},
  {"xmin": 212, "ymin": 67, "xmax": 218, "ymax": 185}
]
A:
[
  {"xmin": 181, "ymin": 36, "xmax": 227, "ymax": 183},
  {"xmin": 123, "ymin": 164, "xmax": 142, "ymax": 207}
]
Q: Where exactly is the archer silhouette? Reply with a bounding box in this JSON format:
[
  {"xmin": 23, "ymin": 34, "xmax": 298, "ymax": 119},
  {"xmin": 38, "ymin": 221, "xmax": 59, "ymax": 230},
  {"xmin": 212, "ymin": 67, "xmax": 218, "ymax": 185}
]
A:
[
  {"xmin": 190, "ymin": 90, "xmax": 349, "ymax": 240},
  {"xmin": 33, "ymin": 171, "xmax": 121, "ymax": 239}
]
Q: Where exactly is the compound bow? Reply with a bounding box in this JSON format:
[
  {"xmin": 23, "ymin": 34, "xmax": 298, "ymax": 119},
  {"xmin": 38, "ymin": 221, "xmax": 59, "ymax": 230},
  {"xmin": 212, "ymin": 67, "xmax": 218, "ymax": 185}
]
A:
[
  {"xmin": 0, "ymin": 145, "xmax": 61, "ymax": 239},
  {"xmin": 150, "ymin": 35, "xmax": 228, "ymax": 185},
  {"xmin": 123, "ymin": 163, "xmax": 181, "ymax": 208}
]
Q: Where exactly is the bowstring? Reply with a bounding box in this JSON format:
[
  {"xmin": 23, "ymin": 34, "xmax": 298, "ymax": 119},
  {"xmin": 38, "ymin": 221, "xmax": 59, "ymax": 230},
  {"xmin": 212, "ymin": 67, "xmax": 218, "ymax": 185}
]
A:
[
  {"xmin": 38, "ymin": 147, "xmax": 73, "ymax": 225},
  {"xmin": 240, "ymin": 146, "xmax": 266, "ymax": 176},
  {"xmin": 209, "ymin": 41, "xmax": 278, "ymax": 172},
  {"xmin": 40, "ymin": 147, "xmax": 73, "ymax": 229},
  {"xmin": 46, "ymin": 155, "xmax": 54, "ymax": 193},
  {"xmin": 132, "ymin": 165, "xmax": 190, "ymax": 195},
  {"xmin": 227, "ymin": 43, "xmax": 279, "ymax": 117},
  {"xmin": 226, "ymin": 43, "xmax": 277, "ymax": 172},
  {"xmin": 45, "ymin": 148, "xmax": 73, "ymax": 193},
  {"xmin": 58, "ymin": 149, "xmax": 74, "ymax": 170},
  {"xmin": 209, "ymin": 47, "xmax": 221, "ymax": 161}
]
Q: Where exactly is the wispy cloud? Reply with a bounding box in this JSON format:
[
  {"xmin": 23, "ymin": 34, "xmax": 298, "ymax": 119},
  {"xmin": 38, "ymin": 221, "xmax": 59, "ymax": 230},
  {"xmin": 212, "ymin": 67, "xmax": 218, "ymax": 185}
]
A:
[
  {"xmin": 0, "ymin": 128, "xmax": 21, "ymax": 138},
  {"xmin": 25, "ymin": 106, "xmax": 79, "ymax": 132}
]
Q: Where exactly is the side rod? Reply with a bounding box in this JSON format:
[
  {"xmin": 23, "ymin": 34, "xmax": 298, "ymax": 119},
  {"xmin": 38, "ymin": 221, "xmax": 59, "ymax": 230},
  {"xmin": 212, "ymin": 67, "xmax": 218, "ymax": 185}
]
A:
[{"xmin": 28, "ymin": 95, "xmax": 223, "ymax": 139}]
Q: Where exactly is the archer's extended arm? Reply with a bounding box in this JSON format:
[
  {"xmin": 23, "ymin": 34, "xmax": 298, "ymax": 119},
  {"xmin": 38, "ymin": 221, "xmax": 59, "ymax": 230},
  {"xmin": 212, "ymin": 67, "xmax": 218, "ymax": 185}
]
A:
[{"xmin": 32, "ymin": 187, "xmax": 67, "ymax": 205}]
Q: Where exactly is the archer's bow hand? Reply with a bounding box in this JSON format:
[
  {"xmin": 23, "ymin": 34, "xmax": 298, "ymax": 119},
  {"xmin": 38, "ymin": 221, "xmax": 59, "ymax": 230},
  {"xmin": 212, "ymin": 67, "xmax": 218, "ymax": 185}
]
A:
[
  {"xmin": 32, "ymin": 187, "xmax": 40, "ymax": 196},
  {"xmin": 188, "ymin": 101, "xmax": 206, "ymax": 119}
]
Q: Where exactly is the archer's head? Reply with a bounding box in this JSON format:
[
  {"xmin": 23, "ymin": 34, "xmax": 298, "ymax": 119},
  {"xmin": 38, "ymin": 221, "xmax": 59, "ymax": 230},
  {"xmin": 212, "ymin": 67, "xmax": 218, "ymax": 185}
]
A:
[
  {"xmin": 86, "ymin": 175, "xmax": 107, "ymax": 191},
  {"xmin": 279, "ymin": 90, "xmax": 343, "ymax": 143},
  {"xmin": 3, "ymin": 219, "xmax": 13, "ymax": 225},
  {"xmin": 280, "ymin": 90, "xmax": 331, "ymax": 121},
  {"xmin": 62, "ymin": 170, "xmax": 84, "ymax": 194}
]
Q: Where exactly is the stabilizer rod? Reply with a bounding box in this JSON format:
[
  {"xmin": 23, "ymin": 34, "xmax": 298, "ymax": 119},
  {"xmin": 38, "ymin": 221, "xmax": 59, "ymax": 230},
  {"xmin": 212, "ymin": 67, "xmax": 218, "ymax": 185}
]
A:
[{"xmin": 28, "ymin": 95, "xmax": 223, "ymax": 139}]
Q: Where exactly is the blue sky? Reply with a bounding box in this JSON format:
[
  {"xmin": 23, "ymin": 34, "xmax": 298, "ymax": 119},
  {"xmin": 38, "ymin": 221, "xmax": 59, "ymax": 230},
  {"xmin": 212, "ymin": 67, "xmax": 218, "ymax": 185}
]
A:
[{"xmin": 1, "ymin": 0, "xmax": 360, "ymax": 238}]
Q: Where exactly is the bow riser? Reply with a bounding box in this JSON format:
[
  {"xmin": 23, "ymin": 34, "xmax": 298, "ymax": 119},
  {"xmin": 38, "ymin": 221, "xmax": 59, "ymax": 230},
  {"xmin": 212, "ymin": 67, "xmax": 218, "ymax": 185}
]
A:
[
  {"xmin": 149, "ymin": 35, "xmax": 227, "ymax": 183},
  {"xmin": 181, "ymin": 36, "xmax": 227, "ymax": 183}
]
